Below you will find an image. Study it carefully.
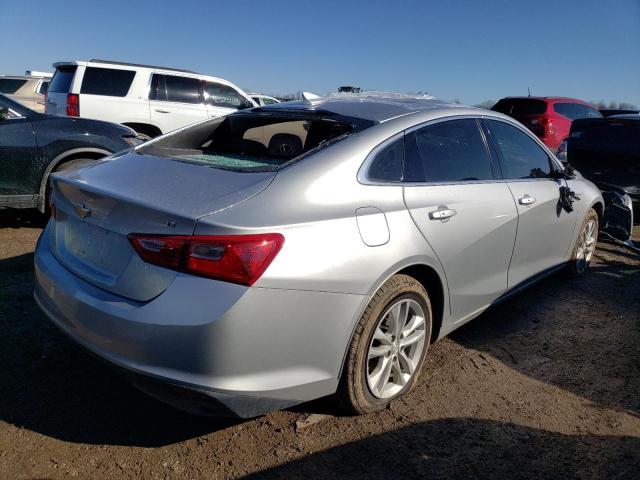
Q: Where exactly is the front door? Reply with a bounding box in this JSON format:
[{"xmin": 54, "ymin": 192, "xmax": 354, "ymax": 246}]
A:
[
  {"xmin": 484, "ymin": 118, "xmax": 578, "ymax": 288},
  {"xmin": 402, "ymin": 118, "xmax": 518, "ymax": 321},
  {"xmin": 0, "ymin": 101, "xmax": 38, "ymax": 196}
]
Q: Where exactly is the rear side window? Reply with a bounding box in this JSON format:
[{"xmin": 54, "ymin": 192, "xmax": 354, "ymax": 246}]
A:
[
  {"xmin": 493, "ymin": 99, "xmax": 547, "ymax": 116},
  {"xmin": 262, "ymin": 97, "xmax": 278, "ymax": 105},
  {"xmin": 486, "ymin": 119, "xmax": 551, "ymax": 179},
  {"xmin": 80, "ymin": 67, "xmax": 135, "ymax": 97},
  {"xmin": 49, "ymin": 66, "xmax": 77, "ymax": 93},
  {"xmin": 150, "ymin": 74, "xmax": 202, "ymax": 104},
  {"xmin": 367, "ymin": 137, "xmax": 403, "ymax": 182},
  {"xmin": 204, "ymin": 82, "xmax": 251, "ymax": 109},
  {"xmin": 554, "ymin": 102, "xmax": 602, "ymax": 120},
  {"xmin": 0, "ymin": 79, "xmax": 27, "ymax": 94},
  {"xmin": 38, "ymin": 81, "xmax": 49, "ymax": 95},
  {"xmin": 403, "ymin": 119, "xmax": 494, "ymax": 182}
]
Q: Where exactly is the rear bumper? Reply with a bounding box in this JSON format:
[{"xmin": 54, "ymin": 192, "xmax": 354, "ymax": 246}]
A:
[{"xmin": 34, "ymin": 225, "xmax": 365, "ymax": 417}]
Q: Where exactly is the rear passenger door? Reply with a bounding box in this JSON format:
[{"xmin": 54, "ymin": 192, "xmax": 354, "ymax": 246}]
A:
[
  {"xmin": 483, "ymin": 118, "xmax": 578, "ymax": 287},
  {"xmin": 149, "ymin": 74, "xmax": 208, "ymax": 133},
  {"xmin": 402, "ymin": 118, "xmax": 519, "ymax": 321}
]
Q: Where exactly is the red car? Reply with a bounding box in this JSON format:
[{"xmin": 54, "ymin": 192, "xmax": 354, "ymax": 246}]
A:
[{"xmin": 492, "ymin": 96, "xmax": 602, "ymax": 151}]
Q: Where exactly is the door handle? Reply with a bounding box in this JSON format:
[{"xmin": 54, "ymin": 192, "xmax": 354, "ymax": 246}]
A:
[
  {"xmin": 154, "ymin": 109, "xmax": 171, "ymax": 113},
  {"xmin": 429, "ymin": 208, "xmax": 457, "ymax": 220},
  {"xmin": 519, "ymin": 195, "xmax": 536, "ymax": 205}
]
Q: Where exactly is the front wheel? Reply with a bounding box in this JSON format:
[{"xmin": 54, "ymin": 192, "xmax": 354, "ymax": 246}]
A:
[
  {"xmin": 566, "ymin": 208, "xmax": 599, "ymax": 277},
  {"xmin": 337, "ymin": 274, "xmax": 432, "ymax": 414}
]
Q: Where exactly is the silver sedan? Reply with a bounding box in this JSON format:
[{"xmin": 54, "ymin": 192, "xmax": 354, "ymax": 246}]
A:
[{"xmin": 34, "ymin": 93, "xmax": 603, "ymax": 417}]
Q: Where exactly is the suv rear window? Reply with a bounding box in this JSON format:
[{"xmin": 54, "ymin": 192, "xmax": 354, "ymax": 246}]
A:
[
  {"xmin": 493, "ymin": 99, "xmax": 547, "ymax": 116},
  {"xmin": 0, "ymin": 79, "xmax": 28, "ymax": 94},
  {"xmin": 139, "ymin": 112, "xmax": 372, "ymax": 172},
  {"xmin": 80, "ymin": 67, "xmax": 135, "ymax": 97},
  {"xmin": 49, "ymin": 66, "xmax": 77, "ymax": 93}
]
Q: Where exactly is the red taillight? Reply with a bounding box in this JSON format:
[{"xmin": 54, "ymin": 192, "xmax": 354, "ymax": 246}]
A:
[
  {"xmin": 66, "ymin": 93, "xmax": 79, "ymax": 117},
  {"xmin": 540, "ymin": 117, "xmax": 554, "ymax": 135},
  {"xmin": 128, "ymin": 233, "xmax": 284, "ymax": 286}
]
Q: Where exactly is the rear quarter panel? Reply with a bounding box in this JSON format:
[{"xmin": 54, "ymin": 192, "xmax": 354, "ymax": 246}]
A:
[{"xmin": 194, "ymin": 119, "xmax": 454, "ymax": 336}]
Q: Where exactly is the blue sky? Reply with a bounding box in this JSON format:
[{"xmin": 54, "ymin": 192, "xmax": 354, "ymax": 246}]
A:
[{"xmin": 3, "ymin": 0, "xmax": 639, "ymax": 106}]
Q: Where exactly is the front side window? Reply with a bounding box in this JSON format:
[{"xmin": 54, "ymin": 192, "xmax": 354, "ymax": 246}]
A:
[
  {"xmin": 38, "ymin": 81, "xmax": 49, "ymax": 95},
  {"xmin": 367, "ymin": 137, "xmax": 403, "ymax": 182},
  {"xmin": 150, "ymin": 74, "xmax": 202, "ymax": 104},
  {"xmin": 205, "ymin": 82, "xmax": 251, "ymax": 109},
  {"xmin": 403, "ymin": 119, "xmax": 494, "ymax": 182},
  {"xmin": 486, "ymin": 119, "xmax": 551, "ymax": 179},
  {"xmin": 80, "ymin": 67, "xmax": 135, "ymax": 97},
  {"xmin": 554, "ymin": 102, "xmax": 602, "ymax": 120}
]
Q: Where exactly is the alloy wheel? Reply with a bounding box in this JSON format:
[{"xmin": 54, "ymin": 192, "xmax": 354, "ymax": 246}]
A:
[
  {"xmin": 366, "ymin": 298, "xmax": 427, "ymax": 399},
  {"xmin": 575, "ymin": 218, "xmax": 597, "ymax": 273}
]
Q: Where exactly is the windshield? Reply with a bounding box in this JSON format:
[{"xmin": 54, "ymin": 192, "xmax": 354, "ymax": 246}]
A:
[{"xmin": 138, "ymin": 112, "xmax": 372, "ymax": 172}]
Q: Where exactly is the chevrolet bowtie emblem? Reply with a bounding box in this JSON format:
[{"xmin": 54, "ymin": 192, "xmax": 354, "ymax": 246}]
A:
[{"xmin": 74, "ymin": 204, "xmax": 92, "ymax": 219}]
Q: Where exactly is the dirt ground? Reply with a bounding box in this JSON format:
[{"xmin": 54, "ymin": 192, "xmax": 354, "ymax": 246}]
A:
[{"xmin": 0, "ymin": 210, "xmax": 638, "ymax": 479}]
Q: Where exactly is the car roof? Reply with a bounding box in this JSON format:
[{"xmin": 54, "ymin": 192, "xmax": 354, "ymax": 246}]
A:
[
  {"xmin": 499, "ymin": 96, "xmax": 592, "ymax": 104},
  {"xmin": 53, "ymin": 59, "xmax": 197, "ymax": 74},
  {"xmin": 255, "ymin": 92, "xmax": 458, "ymax": 123},
  {"xmin": 52, "ymin": 60, "xmax": 249, "ymax": 93},
  {"xmin": 609, "ymin": 114, "xmax": 640, "ymax": 120},
  {"xmin": 0, "ymin": 75, "xmax": 48, "ymax": 81}
]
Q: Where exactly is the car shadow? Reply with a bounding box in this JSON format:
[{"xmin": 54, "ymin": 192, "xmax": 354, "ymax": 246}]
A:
[
  {"xmin": 246, "ymin": 418, "xmax": 639, "ymax": 479},
  {"xmin": 447, "ymin": 245, "xmax": 639, "ymax": 417},
  {"xmin": 0, "ymin": 208, "xmax": 48, "ymax": 228},
  {"xmin": 0, "ymin": 237, "xmax": 638, "ymax": 448},
  {"xmin": 0, "ymin": 251, "xmax": 243, "ymax": 447}
]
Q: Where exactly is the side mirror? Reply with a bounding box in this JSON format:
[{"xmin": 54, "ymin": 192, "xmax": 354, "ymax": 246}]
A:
[{"xmin": 0, "ymin": 107, "xmax": 9, "ymax": 121}]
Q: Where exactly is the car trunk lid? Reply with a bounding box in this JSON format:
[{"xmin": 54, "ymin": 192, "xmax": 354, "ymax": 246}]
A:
[{"xmin": 48, "ymin": 152, "xmax": 276, "ymax": 301}]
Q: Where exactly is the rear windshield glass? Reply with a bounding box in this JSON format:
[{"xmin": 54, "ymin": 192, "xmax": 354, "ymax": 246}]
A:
[
  {"xmin": 0, "ymin": 79, "xmax": 28, "ymax": 94},
  {"xmin": 138, "ymin": 112, "xmax": 372, "ymax": 172},
  {"xmin": 493, "ymin": 99, "xmax": 547, "ymax": 116},
  {"xmin": 80, "ymin": 67, "xmax": 135, "ymax": 97},
  {"xmin": 49, "ymin": 66, "xmax": 77, "ymax": 93}
]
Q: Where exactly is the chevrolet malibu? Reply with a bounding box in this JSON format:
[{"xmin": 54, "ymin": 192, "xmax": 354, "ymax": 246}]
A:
[{"xmin": 34, "ymin": 93, "xmax": 603, "ymax": 417}]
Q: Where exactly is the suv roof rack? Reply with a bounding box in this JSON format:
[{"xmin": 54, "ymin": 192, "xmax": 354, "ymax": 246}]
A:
[{"xmin": 88, "ymin": 59, "xmax": 197, "ymax": 74}]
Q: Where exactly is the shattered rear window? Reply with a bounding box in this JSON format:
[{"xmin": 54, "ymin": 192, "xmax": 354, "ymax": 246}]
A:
[{"xmin": 138, "ymin": 112, "xmax": 373, "ymax": 172}]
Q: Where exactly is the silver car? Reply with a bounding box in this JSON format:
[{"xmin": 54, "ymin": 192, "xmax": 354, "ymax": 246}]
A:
[{"xmin": 34, "ymin": 93, "xmax": 603, "ymax": 417}]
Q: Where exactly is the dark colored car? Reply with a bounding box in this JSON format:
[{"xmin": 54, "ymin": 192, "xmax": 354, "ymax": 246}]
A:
[
  {"xmin": 492, "ymin": 97, "xmax": 601, "ymax": 151},
  {"xmin": 0, "ymin": 93, "xmax": 142, "ymax": 212},
  {"xmin": 566, "ymin": 115, "xmax": 639, "ymax": 221}
]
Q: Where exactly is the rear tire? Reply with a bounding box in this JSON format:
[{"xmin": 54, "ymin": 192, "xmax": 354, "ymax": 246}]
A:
[
  {"xmin": 43, "ymin": 158, "xmax": 100, "ymax": 215},
  {"xmin": 566, "ymin": 208, "xmax": 599, "ymax": 277},
  {"xmin": 337, "ymin": 274, "xmax": 432, "ymax": 415}
]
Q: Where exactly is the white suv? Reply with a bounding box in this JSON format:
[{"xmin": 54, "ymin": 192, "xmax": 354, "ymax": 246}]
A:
[{"xmin": 45, "ymin": 59, "xmax": 256, "ymax": 137}]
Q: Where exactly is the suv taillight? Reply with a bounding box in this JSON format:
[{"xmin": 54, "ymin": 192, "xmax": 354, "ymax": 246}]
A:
[
  {"xmin": 66, "ymin": 93, "xmax": 79, "ymax": 117},
  {"xmin": 128, "ymin": 233, "xmax": 284, "ymax": 286}
]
